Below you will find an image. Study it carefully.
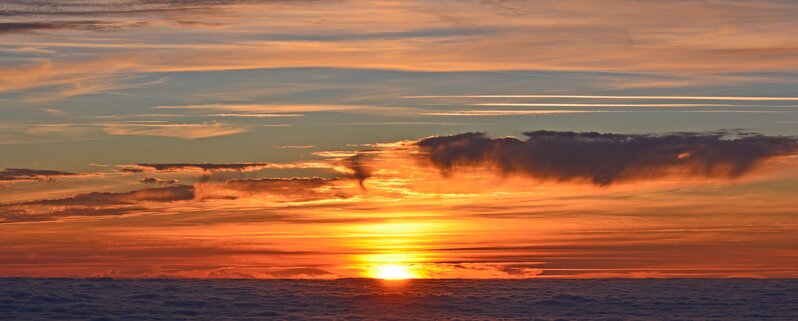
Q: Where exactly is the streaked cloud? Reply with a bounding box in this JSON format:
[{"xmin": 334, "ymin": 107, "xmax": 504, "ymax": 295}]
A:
[
  {"xmin": 405, "ymin": 95, "xmax": 798, "ymax": 101},
  {"xmin": 140, "ymin": 177, "xmax": 179, "ymax": 185},
  {"xmin": 0, "ymin": 21, "xmax": 148, "ymax": 34},
  {"xmin": 132, "ymin": 162, "xmax": 271, "ymax": 172},
  {"xmin": 422, "ymin": 110, "xmax": 605, "ymax": 116},
  {"xmin": 155, "ymin": 104, "xmax": 418, "ymax": 115},
  {"xmin": 0, "ymin": 168, "xmax": 75, "ymax": 182},
  {"xmin": 101, "ymin": 122, "xmax": 257, "ymax": 139}
]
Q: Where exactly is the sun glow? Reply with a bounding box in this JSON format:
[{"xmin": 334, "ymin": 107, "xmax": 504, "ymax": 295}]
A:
[{"xmin": 373, "ymin": 264, "xmax": 415, "ymax": 280}]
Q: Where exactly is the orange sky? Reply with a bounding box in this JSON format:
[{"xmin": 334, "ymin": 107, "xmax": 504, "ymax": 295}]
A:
[
  {"xmin": 1, "ymin": 0, "xmax": 798, "ymax": 279},
  {"xmin": 1, "ymin": 135, "xmax": 797, "ymax": 278}
]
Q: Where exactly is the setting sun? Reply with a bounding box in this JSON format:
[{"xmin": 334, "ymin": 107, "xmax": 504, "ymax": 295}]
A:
[{"xmin": 373, "ymin": 264, "xmax": 415, "ymax": 280}]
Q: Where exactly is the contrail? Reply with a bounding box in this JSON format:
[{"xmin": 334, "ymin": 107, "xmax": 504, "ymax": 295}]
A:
[
  {"xmin": 403, "ymin": 95, "xmax": 798, "ymax": 101},
  {"xmin": 470, "ymin": 103, "xmax": 751, "ymax": 107}
]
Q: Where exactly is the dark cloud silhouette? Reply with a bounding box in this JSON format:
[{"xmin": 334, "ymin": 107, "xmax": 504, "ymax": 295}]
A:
[
  {"xmin": 140, "ymin": 177, "xmax": 179, "ymax": 185},
  {"xmin": 0, "ymin": 0, "xmax": 306, "ymax": 35},
  {"xmin": 267, "ymin": 268, "xmax": 335, "ymax": 278},
  {"xmin": 342, "ymin": 154, "xmax": 374, "ymax": 189},
  {"xmin": 0, "ymin": 206, "xmax": 148, "ymax": 224},
  {"xmin": 19, "ymin": 185, "xmax": 195, "ymax": 207},
  {"xmin": 197, "ymin": 177, "xmax": 346, "ymax": 201},
  {"xmin": 417, "ymin": 131, "xmax": 798, "ymax": 185},
  {"xmin": 0, "ymin": 0, "xmax": 302, "ymax": 16},
  {"xmin": 0, "ymin": 1, "xmax": 202, "ymax": 16},
  {"xmin": 0, "ymin": 174, "xmax": 350, "ymax": 223},
  {"xmin": 0, "ymin": 185, "xmax": 194, "ymax": 223},
  {"xmin": 0, "ymin": 21, "xmax": 147, "ymax": 34},
  {"xmin": 135, "ymin": 162, "xmax": 270, "ymax": 172},
  {"xmin": 0, "ymin": 168, "xmax": 75, "ymax": 182}
]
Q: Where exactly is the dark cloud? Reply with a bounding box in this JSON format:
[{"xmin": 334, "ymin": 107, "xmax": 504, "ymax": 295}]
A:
[
  {"xmin": 267, "ymin": 267, "xmax": 335, "ymax": 278},
  {"xmin": 342, "ymin": 154, "xmax": 374, "ymax": 189},
  {"xmin": 0, "ymin": 21, "xmax": 147, "ymax": 34},
  {"xmin": 19, "ymin": 185, "xmax": 195, "ymax": 207},
  {"xmin": 140, "ymin": 177, "xmax": 179, "ymax": 184},
  {"xmin": 197, "ymin": 177, "xmax": 347, "ymax": 201},
  {"xmin": 0, "ymin": 174, "xmax": 349, "ymax": 223},
  {"xmin": 0, "ymin": 206, "xmax": 149, "ymax": 224},
  {"xmin": 0, "ymin": 185, "xmax": 193, "ymax": 223},
  {"xmin": 417, "ymin": 131, "xmax": 798, "ymax": 185},
  {"xmin": 0, "ymin": 168, "xmax": 75, "ymax": 182},
  {"xmin": 0, "ymin": 0, "xmax": 297, "ymax": 16},
  {"xmin": 0, "ymin": 0, "xmax": 286, "ymax": 34},
  {"xmin": 135, "ymin": 162, "xmax": 270, "ymax": 172}
]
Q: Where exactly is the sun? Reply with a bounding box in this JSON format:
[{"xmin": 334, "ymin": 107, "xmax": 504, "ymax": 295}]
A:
[{"xmin": 373, "ymin": 264, "xmax": 415, "ymax": 280}]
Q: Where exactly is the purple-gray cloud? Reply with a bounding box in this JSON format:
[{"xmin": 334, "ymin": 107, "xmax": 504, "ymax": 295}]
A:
[
  {"xmin": 342, "ymin": 154, "xmax": 374, "ymax": 189},
  {"xmin": 0, "ymin": 21, "xmax": 147, "ymax": 34},
  {"xmin": 417, "ymin": 131, "xmax": 798, "ymax": 185},
  {"xmin": 141, "ymin": 177, "xmax": 179, "ymax": 185},
  {"xmin": 19, "ymin": 185, "xmax": 195, "ymax": 207},
  {"xmin": 134, "ymin": 162, "xmax": 270, "ymax": 172},
  {"xmin": 0, "ymin": 168, "xmax": 76, "ymax": 182}
]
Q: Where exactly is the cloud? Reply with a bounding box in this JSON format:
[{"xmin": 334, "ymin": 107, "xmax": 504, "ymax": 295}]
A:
[
  {"xmin": 416, "ymin": 131, "xmax": 798, "ymax": 185},
  {"xmin": 0, "ymin": 168, "xmax": 75, "ymax": 182},
  {"xmin": 404, "ymin": 95, "xmax": 798, "ymax": 101},
  {"xmin": 0, "ymin": 0, "xmax": 269, "ymax": 16},
  {"xmin": 101, "ymin": 122, "xmax": 256, "ymax": 139},
  {"xmin": 0, "ymin": 174, "xmax": 352, "ymax": 223},
  {"xmin": 18, "ymin": 185, "xmax": 195, "ymax": 207},
  {"xmin": 342, "ymin": 154, "xmax": 374, "ymax": 189},
  {"xmin": 0, "ymin": 185, "xmax": 195, "ymax": 223},
  {"xmin": 266, "ymin": 267, "xmax": 335, "ymax": 279},
  {"xmin": 133, "ymin": 162, "xmax": 270, "ymax": 172},
  {"xmin": 275, "ymin": 145, "xmax": 314, "ymax": 149},
  {"xmin": 140, "ymin": 177, "xmax": 179, "ymax": 184},
  {"xmin": 155, "ymin": 104, "xmax": 417, "ymax": 116},
  {"xmin": 194, "ymin": 177, "xmax": 347, "ymax": 201},
  {"xmin": 422, "ymin": 110, "xmax": 603, "ymax": 116},
  {"xmin": 0, "ymin": 21, "xmax": 148, "ymax": 34}
]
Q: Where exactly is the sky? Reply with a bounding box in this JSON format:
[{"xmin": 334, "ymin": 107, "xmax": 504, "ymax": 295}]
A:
[{"xmin": 1, "ymin": 0, "xmax": 797, "ymax": 279}]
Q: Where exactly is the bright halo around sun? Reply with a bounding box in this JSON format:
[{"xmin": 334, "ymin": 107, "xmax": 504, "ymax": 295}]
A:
[{"xmin": 373, "ymin": 264, "xmax": 415, "ymax": 280}]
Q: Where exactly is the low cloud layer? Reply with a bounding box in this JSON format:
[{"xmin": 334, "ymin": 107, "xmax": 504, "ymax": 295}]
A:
[
  {"xmin": 134, "ymin": 162, "xmax": 270, "ymax": 172},
  {"xmin": 1, "ymin": 176, "xmax": 345, "ymax": 223},
  {"xmin": 195, "ymin": 177, "xmax": 345, "ymax": 201},
  {"xmin": 0, "ymin": 0, "xmax": 270, "ymax": 16},
  {"xmin": 0, "ymin": 168, "xmax": 75, "ymax": 182},
  {"xmin": 417, "ymin": 131, "xmax": 798, "ymax": 185},
  {"xmin": 140, "ymin": 177, "xmax": 179, "ymax": 185},
  {"xmin": 0, "ymin": 185, "xmax": 195, "ymax": 223},
  {"xmin": 0, "ymin": 21, "xmax": 147, "ymax": 34},
  {"xmin": 19, "ymin": 185, "xmax": 195, "ymax": 207}
]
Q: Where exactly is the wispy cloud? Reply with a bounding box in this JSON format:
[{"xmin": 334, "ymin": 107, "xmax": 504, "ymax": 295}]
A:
[
  {"xmin": 0, "ymin": 21, "xmax": 148, "ymax": 34},
  {"xmin": 155, "ymin": 104, "xmax": 417, "ymax": 115},
  {"xmin": 404, "ymin": 95, "xmax": 798, "ymax": 101},
  {"xmin": 422, "ymin": 110, "xmax": 607, "ymax": 116},
  {"xmin": 132, "ymin": 162, "xmax": 271, "ymax": 172},
  {"xmin": 101, "ymin": 122, "xmax": 257, "ymax": 139},
  {"xmin": 275, "ymin": 145, "xmax": 314, "ymax": 149},
  {"xmin": 0, "ymin": 168, "xmax": 75, "ymax": 182},
  {"xmin": 469, "ymin": 103, "xmax": 750, "ymax": 108}
]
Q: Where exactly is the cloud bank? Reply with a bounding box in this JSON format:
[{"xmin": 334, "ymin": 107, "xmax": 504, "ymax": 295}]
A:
[
  {"xmin": 416, "ymin": 131, "xmax": 798, "ymax": 185},
  {"xmin": 134, "ymin": 162, "xmax": 270, "ymax": 172},
  {"xmin": 0, "ymin": 168, "xmax": 75, "ymax": 182}
]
